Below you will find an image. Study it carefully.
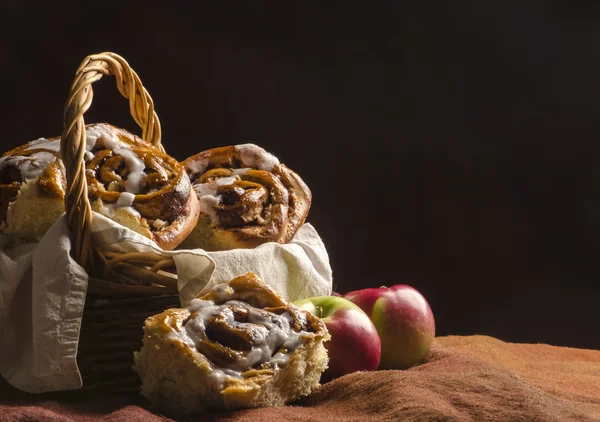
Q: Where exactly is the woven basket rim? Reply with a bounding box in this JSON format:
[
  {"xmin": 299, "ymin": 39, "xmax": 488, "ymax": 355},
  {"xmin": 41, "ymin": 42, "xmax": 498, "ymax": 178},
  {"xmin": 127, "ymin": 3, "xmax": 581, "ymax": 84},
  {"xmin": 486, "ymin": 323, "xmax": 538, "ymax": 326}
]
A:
[{"xmin": 59, "ymin": 52, "xmax": 177, "ymax": 296}]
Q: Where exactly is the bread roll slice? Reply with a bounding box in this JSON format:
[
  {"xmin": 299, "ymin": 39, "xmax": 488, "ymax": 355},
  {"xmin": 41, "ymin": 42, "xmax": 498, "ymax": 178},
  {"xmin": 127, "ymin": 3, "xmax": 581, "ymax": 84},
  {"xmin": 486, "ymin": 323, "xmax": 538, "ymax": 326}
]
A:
[{"xmin": 133, "ymin": 273, "xmax": 330, "ymax": 414}]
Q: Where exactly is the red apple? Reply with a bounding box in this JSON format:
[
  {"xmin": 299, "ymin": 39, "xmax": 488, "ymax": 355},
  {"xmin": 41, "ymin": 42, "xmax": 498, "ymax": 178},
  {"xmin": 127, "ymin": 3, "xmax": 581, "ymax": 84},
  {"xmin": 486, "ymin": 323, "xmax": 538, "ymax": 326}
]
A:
[
  {"xmin": 293, "ymin": 296, "xmax": 381, "ymax": 380},
  {"xmin": 343, "ymin": 285, "xmax": 435, "ymax": 370}
]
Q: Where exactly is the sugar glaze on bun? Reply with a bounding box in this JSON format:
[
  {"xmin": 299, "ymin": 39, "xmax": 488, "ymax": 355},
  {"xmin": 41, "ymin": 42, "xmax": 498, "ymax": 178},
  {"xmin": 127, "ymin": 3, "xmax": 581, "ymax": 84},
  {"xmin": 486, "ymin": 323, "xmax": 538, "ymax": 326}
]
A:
[
  {"xmin": 180, "ymin": 144, "xmax": 312, "ymax": 251},
  {"xmin": 133, "ymin": 273, "xmax": 330, "ymax": 414},
  {"xmin": 0, "ymin": 123, "xmax": 198, "ymax": 250}
]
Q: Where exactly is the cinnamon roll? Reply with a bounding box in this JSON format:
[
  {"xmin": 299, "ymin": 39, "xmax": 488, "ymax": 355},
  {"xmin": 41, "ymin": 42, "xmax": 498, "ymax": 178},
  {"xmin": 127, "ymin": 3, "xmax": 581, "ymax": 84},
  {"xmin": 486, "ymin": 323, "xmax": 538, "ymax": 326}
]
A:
[
  {"xmin": 0, "ymin": 123, "xmax": 199, "ymax": 250},
  {"xmin": 133, "ymin": 273, "xmax": 330, "ymax": 414},
  {"xmin": 0, "ymin": 137, "xmax": 66, "ymax": 243},
  {"xmin": 180, "ymin": 144, "xmax": 312, "ymax": 251}
]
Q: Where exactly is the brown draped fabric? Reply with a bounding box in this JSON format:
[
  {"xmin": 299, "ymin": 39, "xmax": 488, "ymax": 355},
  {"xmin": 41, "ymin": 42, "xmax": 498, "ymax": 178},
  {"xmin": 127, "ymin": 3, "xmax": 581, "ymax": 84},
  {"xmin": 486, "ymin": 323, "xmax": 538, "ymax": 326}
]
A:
[{"xmin": 2, "ymin": 335, "xmax": 598, "ymax": 421}]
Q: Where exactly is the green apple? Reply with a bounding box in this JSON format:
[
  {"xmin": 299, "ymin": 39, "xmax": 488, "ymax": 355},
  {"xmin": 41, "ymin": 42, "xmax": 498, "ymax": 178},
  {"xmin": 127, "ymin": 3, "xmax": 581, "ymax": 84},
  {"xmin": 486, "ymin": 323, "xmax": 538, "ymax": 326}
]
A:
[{"xmin": 294, "ymin": 296, "xmax": 381, "ymax": 379}]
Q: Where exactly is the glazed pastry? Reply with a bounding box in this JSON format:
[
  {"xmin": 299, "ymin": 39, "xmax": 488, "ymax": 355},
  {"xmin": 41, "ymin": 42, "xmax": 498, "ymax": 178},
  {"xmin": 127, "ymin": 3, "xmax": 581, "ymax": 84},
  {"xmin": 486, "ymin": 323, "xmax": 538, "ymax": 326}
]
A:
[
  {"xmin": 0, "ymin": 136, "xmax": 66, "ymax": 243},
  {"xmin": 0, "ymin": 123, "xmax": 199, "ymax": 250},
  {"xmin": 180, "ymin": 144, "xmax": 311, "ymax": 251},
  {"xmin": 133, "ymin": 273, "xmax": 330, "ymax": 414}
]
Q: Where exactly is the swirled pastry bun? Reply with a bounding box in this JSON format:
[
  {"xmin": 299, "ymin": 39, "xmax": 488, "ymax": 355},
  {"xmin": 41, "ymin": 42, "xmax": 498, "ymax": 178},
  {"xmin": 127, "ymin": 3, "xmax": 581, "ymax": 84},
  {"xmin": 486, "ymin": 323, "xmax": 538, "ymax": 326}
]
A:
[
  {"xmin": 133, "ymin": 273, "xmax": 330, "ymax": 414},
  {"xmin": 0, "ymin": 137, "xmax": 66, "ymax": 243},
  {"xmin": 83, "ymin": 124, "xmax": 198, "ymax": 250},
  {"xmin": 180, "ymin": 144, "xmax": 311, "ymax": 251},
  {"xmin": 0, "ymin": 123, "xmax": 199, "ymax": 250}
]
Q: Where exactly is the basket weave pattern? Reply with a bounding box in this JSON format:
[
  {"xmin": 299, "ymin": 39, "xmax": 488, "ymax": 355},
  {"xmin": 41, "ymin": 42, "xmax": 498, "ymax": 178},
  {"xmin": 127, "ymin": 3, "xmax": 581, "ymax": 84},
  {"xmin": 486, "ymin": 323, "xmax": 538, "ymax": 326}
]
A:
[{"xmin": 59, "ymin": 52, "xmax": 182, "ymax": 391}]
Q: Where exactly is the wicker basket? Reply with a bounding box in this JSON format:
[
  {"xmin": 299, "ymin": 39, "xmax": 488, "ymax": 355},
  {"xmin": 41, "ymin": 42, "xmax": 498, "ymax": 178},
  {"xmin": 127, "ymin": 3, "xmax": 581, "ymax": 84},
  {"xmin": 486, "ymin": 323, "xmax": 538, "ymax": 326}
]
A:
[{"xmin": 60, "ymin": 52, "xmax": 185, "ymax": 393}]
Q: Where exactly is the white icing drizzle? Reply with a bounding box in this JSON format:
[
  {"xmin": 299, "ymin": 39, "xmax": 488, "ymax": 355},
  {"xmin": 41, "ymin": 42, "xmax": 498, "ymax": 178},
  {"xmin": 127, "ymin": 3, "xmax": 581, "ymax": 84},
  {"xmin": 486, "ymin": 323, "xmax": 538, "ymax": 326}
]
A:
[
  {"xmin": 215, "ymin": 176, "xmax": 238, "ymax": 186},
  {"xmin": 85, "ymin": 125, "xmax": 147, "ymax": 195},
  {"xmin": 181, "ymin": 297, "xmax": 306, "ymax": 372},
  {"xmin": 7, "ymin": 124, "xmax": 147, "ymax": 191},
  {"xmin": 236, "ymin": 309, "xmax": 302, "ymax": 369},
  {"xmin": 164, "ymin": 291, "xmax": 310, "ymax": 389},
  {"xmin": 7, "ymin": 124, "xmax": 149, "ymax": 217},
  {"xmin": 22, "ymin": 124, "xmax": 120, "ymax": 155},
  {"xmin": 187, "ymin": 299, "xmax": 218, "ymax": 313},
  {"xmin": 0, "ymin": 136, "xmax": 62, "ymax": 182},
  {"xmin": 26, "ymin": 137, "xmax": 61, "ymax": 152},
  {"xmin": 211, "ymin": 284, "xmax": 235, "ymax": 301},
  {"xmin": 113, "ymin": 147, "xmax": 146, "ymax": 194},
  {"xmin": 116, "ymin": 191, "xmax": 135, "ymax": 206},
  {"xmin": 194, "ymin": 183, "xmax": 218, "ymax": 197},
  {"xmin": 193, "ymin": 181, "xmax": 224, "ymax": 224},
  {"xmin": 86, "ymin": 125, "xmax": 148, "ymax": 217},
  {"xmin": 0, "ymin": 151, "xmax": 57, "ymax": 182},
  {"xmin": 84, "ymin": 124, "xmax": 110, "ymax": 150},
  {"xmin": 195, "ymin": 190, "xmax": 222, "ymax": 223},
  {"xmin": 85, "ymin": 125, "xmax": 147, "ymax": 212},
  {"xmin": 193, "ymin": 175, "xmax": 242, "ymax": 224},
  {"xmin": 206, "ymin": 368, "xmax": 243, "ymax": 391},
  {"xmin": 187, "ymin": 155, "xmax": 209, "ymax": 175},
  {"xmin": 231, "ymin": 167, "xmax": 251, "ymax": 175},
  {"xmin": 235, "ymin": 144, "xmax": 280, "ymax": 171}
]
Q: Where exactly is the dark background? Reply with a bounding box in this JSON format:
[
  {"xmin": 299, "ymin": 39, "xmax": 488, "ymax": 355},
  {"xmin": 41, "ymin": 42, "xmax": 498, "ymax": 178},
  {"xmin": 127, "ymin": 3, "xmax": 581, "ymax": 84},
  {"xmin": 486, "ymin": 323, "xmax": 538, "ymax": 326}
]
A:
[{"xmin": 1, "ymin": 2, "xmax": 598, "ymax": 349}]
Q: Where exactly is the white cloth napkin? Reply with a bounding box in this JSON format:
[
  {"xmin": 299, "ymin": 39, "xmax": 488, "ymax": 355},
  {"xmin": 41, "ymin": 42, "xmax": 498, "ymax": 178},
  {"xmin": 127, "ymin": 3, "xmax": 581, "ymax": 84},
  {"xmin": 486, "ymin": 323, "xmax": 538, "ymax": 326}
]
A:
[
  {"xmin": 0, "ymin": 214, "xmax": 332, "ymax": 393},
  {"xmin": 201, "ymin": 223, "xmax": 332, "ymax": 306}
]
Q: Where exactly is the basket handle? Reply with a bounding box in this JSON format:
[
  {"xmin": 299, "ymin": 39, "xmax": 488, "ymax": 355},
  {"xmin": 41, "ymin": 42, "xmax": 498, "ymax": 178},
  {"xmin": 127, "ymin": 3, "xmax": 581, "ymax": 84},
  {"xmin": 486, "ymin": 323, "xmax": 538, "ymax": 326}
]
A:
[{"xmin": 60, "ymin": 52, "xmax": 162, "ymax": 269}]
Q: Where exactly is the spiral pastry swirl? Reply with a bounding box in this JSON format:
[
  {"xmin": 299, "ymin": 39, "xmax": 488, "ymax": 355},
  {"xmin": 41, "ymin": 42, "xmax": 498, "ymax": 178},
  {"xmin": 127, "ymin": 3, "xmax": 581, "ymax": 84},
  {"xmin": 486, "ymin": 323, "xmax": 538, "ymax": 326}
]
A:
[
  {"xmin": 134, "ymin": 273, "xmax": 330, "ymax": 414},
  {"xmin": 180, "ymin": 144, "xmax": 312, "ymax": 251},
  {"xmin": 0, "ymin": 123, "xmax": 198, "ymax": 249},
  {"xmin": 83, "ymin": 124, "xmax": 198, "ymax": 250},
  {"xmin": 0, "ymin": 135, "xmax": 67, "ymax": 242}
]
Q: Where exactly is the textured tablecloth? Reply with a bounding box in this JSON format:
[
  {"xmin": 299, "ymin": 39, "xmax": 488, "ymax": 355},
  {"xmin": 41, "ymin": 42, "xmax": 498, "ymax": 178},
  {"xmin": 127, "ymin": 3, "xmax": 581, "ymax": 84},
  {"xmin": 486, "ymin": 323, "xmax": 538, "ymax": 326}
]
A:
[{"xmin": 1, "ymin": 335, "xmax": 599, "ymax": 421}]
